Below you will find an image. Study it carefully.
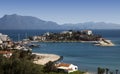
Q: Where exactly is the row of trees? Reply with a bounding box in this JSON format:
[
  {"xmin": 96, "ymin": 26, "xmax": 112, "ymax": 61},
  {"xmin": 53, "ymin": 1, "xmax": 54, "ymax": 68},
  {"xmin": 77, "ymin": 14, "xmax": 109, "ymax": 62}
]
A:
[
  {"xmin": 0, "ymin": 54, "xmax": 42, "ymax": 74},
  {"xmin": 98, "ymin": 67, "xmax": 119, "ymax": 74},
  {"xmin": 46, "ymin": 31, "xmax": 101, "ymax": 41}
]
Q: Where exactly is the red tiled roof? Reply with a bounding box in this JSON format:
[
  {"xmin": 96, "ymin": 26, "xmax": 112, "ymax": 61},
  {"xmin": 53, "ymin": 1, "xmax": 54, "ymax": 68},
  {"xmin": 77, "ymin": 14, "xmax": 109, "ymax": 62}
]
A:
[
  {"xmin": 0, "ymin": 51, "xmax": 12, "ymax": 54},
  {"xmin": 57, "ymin": 63, "xmax": 71, "ymax": 67}
]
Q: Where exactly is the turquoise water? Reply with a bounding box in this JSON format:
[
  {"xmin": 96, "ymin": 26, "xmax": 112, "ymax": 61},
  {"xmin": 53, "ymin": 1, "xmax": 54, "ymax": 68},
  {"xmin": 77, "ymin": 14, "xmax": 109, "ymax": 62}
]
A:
[
  {"xmin": 0, "ymin": 30, "xmax": 120, "ymax": 72},
  {"xmin": 32, "ymin": 40, "xmax": 120, "ymax": 72}
]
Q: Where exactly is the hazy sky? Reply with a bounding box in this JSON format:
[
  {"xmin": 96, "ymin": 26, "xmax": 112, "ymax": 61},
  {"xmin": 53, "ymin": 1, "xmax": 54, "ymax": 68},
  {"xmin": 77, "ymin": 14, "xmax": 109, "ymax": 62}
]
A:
[{"xmin": 0, "ymin": 0, "xmax": 120, "ymax": 24}]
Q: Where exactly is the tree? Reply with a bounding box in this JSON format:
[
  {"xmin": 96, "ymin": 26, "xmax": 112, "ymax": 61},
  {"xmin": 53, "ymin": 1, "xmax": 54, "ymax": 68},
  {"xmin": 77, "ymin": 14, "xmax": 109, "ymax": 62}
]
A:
[
  {"xmin": 106, "ymin": 68, "xmax": 109, "ymax": 74},
  {"xmin": 116, "ymin": 69, "xmax": 118, "ymax": 74},
  {"xmin": 0, "ymin": 55, "xmax": 5, "ymax": 74},
  {"xmin": 44, "ymin": 61, "xmax": 57, "ymax": 72},
  {"xmin": 110, "ymin": 72, "xmax": 113, "ymax": 74},
  {"xmin": 97, "ymin": 67, "xmax": 105, "ymax": 74}
]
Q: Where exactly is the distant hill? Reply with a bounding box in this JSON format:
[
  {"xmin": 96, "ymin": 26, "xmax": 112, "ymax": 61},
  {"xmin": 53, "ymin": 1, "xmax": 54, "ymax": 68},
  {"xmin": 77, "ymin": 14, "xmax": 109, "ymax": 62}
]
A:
[
  {"xmin": 0, "ymin": 14, "xmax": 60, "ymax": 29},
  {"xmin": 62, "ymin": 22, "xmax": 120, "ymax": 29},
  {"xmin": 0, "ymin": 14, "xmax": 120, "ymax": 30}
]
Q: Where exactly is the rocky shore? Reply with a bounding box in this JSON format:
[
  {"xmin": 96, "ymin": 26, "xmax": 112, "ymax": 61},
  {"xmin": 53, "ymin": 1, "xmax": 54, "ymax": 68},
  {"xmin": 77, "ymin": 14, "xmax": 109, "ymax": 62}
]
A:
[{"xmin": 94, "ymin": 39, "xmax": 115, "ymax": 46}]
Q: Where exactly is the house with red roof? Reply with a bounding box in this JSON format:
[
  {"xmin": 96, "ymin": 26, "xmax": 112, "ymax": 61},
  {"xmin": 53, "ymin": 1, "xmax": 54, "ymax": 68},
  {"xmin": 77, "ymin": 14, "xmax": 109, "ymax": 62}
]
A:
[
  {"xmin": 55, "ymin": 63, "xmax": 78, "ymax": 73},
  {"xmin": 0, "ymin": 51, "xmax": 12, "ymax": 58}
]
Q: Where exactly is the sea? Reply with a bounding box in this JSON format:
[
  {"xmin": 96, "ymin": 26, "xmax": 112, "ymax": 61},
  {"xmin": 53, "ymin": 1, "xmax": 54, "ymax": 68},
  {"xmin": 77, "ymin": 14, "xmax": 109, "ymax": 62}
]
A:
[{"xmin": 0, "ymin": 29, "xmax": 120, "ymax": 73}]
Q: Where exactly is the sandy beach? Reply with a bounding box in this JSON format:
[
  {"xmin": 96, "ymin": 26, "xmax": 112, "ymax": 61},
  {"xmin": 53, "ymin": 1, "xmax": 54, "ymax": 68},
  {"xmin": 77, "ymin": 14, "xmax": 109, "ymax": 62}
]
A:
[{"xmin": 32, "ymin": 53, "xmax": 60, "ymax": 65}]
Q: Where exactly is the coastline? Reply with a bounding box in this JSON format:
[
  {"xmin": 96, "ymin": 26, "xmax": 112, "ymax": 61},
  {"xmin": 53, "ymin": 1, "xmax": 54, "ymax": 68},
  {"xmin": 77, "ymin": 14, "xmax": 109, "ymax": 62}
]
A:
[
  {"xmin": 32, "ymin": 53, "xmax": 61, "ymax": 65},
  {"xmin": 31, "ymin": 40, "xmax": 97, "ymax": 43},
  {"xmin": 31, "ymin": 40, "xmax": 115, "ymax": 46},
  {"xmin": 94, "ymin": 39, "xmax": 115, "ymax": 46}
]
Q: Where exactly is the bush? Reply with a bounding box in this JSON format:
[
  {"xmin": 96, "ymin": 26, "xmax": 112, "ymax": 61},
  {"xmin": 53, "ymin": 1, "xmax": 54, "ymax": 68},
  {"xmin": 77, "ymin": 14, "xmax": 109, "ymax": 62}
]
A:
[
  {"xmin": 69, "ymin": 71, "xmax": 84, "ymax": 74},
  {"xmin": 43, "ymin": 61, "xmax": 57, "ymax": 72}
]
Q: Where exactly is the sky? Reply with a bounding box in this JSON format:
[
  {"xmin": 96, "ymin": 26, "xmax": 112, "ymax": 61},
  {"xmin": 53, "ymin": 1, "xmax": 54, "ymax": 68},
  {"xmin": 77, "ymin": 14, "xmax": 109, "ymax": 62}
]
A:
[{"xmin": 0, "ymin": 0, "xmax": 120, "ymax": 24}]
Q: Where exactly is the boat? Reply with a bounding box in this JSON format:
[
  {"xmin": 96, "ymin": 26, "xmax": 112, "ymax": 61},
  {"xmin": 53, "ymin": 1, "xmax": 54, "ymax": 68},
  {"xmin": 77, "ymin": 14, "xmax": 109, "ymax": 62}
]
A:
[{"xmin": 27, "ymin": 43, "xmax": 40, "ymax": 48}]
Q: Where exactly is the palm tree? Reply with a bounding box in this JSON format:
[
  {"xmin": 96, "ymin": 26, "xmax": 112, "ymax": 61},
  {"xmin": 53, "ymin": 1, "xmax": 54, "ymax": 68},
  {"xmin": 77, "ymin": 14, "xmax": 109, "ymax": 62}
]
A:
[
  {"xmin": 110, "ymin": 72, "xmax": 113, "ymax": 74},
  {"xmin": 106, "ymin": 68, "xmax": 109, "ymax": 74},
  {"xmin": 97, "ymin": 67, "xmax": 105, "ymax": 74},
  {"xmin": 116, "ymin": 69, "xmax": 118, "ymax": 74}
]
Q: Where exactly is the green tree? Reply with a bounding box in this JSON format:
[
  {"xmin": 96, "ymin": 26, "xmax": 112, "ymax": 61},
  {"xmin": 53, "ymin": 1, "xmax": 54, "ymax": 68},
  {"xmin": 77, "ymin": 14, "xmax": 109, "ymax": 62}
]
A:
[
  {"xmin": 106, "ymin": 68, "xmax": 109, "ymax": 74},
  {"xmin": 97, "ymin": 67, "xmax": 105, "ymax": 74},
  {"xmin": 110, "ymin": 72, "xmax": 113, "ymax": 74},
  {"xmin": 116, "ymin": 69, "xmax": 118, "ymax": 74},
  {"xmin": 44, "ymin": 61, "xmax": 57, "ymax": 72}
]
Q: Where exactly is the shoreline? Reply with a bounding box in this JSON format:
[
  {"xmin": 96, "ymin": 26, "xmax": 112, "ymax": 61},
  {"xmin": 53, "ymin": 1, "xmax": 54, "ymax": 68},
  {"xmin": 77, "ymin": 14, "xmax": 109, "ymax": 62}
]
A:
[
  {"xmin": 31, "ymin": 40, "xmax": 115, "ymax": 46},
  {"xmin": 31, "ymin": 40, "xmax": 97, "ymax": 43},
  {"xmin": 32, "ymin": 53, "xmax": 61, "ymax": 65},
  {"xmin": 94, "ymin": 39, "xmax": 115, "ymax": 46}
]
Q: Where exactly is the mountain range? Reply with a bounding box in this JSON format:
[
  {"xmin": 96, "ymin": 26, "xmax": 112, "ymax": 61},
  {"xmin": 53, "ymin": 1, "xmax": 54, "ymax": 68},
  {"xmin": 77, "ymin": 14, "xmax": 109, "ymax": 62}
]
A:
[{"xmin": 0, "ymin": 14, "xmax": 120, "ymax": 30}]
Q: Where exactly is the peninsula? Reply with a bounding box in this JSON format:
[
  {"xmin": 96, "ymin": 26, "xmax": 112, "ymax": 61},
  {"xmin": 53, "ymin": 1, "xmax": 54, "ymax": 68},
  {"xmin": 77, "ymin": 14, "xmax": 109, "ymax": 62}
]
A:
[{"xmin": 28, "ymin": 30, "xmax": 115, "ymax": 46}]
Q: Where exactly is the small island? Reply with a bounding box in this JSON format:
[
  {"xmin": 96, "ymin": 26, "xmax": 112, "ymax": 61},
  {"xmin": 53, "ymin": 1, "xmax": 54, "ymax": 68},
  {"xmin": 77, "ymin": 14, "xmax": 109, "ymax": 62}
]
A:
[{"xmin": 28, "ymin": 30, "xmax": 115, "ymax": 46}]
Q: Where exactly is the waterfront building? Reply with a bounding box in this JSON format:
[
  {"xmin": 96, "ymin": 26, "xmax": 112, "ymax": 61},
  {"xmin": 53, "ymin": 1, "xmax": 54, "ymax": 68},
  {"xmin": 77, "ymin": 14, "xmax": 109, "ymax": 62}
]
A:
[
  {"xmin": 44, "ymin": 32, "xmax": 51, "ymax": 36},
  {"xmin": 0, "ymin": 51, "xmax": 12, "ymax": 58},
  {"xmin": 61, "ymin": 31, "xmax": 73, "ymax": 35},
  {"xmin": 55, "ymin": 63, "xmax": 78, "ymax": 73},
  {"xmin": 82, "ymin": 30, "xmax": 92, "ymax": 35},
  {"xmin": 0, "ymin": 39, "xmax": 3, "ymax": 44},
  {"xmin": 0, "ymin": 33, "xmax": 10, "ymax": 41},
  {"xmin": 37, "ymin": 36, "xmax": 46, "ymax": 41}
]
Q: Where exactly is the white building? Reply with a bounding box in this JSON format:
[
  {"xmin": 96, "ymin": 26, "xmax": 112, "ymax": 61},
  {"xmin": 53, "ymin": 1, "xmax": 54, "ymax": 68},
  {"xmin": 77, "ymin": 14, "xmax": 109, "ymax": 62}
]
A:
[
  {"xmin": 44, "ymin": 32, "xmax": 51, "ymax": 36},
  {"xmin": 37, "ymin": 36, "xmax": 46, "ymax": 41},
  {"xmin": 0, "ymin": 33, "xmax": 9, "ymax": 41},
  {"xmin": 14, "ymin": 45, "xmax": 32, "ymax": 51},
  {"xmin": 61, "ymin": 31, "xmax": 72, "ymax": 35},
  {"xmin": 55, "ymin": 63, "xmax": 78, "ymax": 73},
  {"xmin": 32, "ymin": 36, "xmax": 46, "ymax": 41},
  {"xmin": 82, "ymin": 30, "xmax": 92, "ymax": 35},
  {"xmin": 0, "ymin": 39, "xmax": 3, "ymax": 44},
  {"xmin": 33, "ymin": 36, "xmax": 38, "ymax": 41},
  {"xmin": 0, "ymin": 51, "xmax": 12, "ymax": 58}
]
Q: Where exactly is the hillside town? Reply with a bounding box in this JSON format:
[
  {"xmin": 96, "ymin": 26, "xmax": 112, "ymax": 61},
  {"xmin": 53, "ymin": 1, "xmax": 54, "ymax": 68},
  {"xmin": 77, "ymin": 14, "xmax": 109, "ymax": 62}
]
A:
[{"xmin": 0, "ymin": 33, "xmax": 32, "ymax": 51}]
